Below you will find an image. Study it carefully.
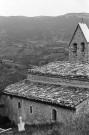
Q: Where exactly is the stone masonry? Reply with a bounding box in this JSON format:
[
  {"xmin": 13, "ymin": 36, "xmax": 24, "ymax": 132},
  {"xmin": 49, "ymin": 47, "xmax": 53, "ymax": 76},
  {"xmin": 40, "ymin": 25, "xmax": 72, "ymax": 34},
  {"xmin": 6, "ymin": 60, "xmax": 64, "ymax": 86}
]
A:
[
  {"xmin": 69, "ymin": 25, "xmax": 89, "ymax": 63},
  {"xmin": 0, "ymin": 95, "xmax": 74, "ymax": 125}
]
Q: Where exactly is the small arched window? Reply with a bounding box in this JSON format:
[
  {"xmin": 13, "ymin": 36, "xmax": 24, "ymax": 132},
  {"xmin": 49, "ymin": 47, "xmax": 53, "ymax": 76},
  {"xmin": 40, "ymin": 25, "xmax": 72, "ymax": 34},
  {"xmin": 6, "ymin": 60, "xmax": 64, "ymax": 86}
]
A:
[
  {"xmin": 30, "ymin": 106, "xmax": 33, "ymax": 114},
  {"xmin": 52, "ymin": 109, "xmax": 57, "ymax": 121},
  {"xmin": 18, "ymin": 102, "xmax": 21, "ymax": 108},
  {"xmin": 73, "ymin": 43, "xmax": 77, "ymax": 53},
  {"xmin": 81, "ymin": 42, "xmax": 85, "ymax": 52}
]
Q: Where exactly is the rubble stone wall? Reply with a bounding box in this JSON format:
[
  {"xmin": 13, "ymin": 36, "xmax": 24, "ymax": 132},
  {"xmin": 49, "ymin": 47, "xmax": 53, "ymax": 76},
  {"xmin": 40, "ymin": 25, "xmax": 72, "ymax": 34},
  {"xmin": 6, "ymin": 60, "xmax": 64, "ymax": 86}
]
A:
[{"xmin": 0, "ymin": 95, "xmax": 74, "ymax": 125}]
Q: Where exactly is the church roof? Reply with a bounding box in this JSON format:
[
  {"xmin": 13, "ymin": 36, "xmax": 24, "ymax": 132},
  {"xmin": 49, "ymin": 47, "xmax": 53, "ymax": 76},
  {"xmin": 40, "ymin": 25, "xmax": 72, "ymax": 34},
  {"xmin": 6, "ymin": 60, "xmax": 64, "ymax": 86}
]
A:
[
  {"xmin": 3, "ymin": 79, "xmax": 89, "ymax": 110},
  {"xmin": 79, "ymin": 23, "xmax": 89, "ymax": 42},
  {"xmin": 30, "ymin": 61, "xmax": 89, "ymax": 76}
]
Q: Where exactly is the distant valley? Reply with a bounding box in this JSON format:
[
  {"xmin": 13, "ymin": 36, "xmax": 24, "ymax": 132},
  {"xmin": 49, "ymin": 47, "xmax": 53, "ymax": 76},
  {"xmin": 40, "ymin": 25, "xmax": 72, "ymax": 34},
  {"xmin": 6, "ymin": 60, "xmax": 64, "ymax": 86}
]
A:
[{"xmin": 0, "ymin": 13, "xmax": 89, "ymax": 66}]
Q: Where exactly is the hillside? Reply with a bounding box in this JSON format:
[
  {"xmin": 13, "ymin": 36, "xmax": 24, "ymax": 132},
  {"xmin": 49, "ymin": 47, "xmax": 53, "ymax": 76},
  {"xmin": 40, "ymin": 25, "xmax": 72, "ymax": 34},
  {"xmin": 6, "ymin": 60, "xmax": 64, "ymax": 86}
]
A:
[
  {"xmin": 0, "ymin": 13, "xmax": 89, "ymax": 66},
  {"xmin": 0, "ymin": 60, "xmax": 27, "ymax": 93}
]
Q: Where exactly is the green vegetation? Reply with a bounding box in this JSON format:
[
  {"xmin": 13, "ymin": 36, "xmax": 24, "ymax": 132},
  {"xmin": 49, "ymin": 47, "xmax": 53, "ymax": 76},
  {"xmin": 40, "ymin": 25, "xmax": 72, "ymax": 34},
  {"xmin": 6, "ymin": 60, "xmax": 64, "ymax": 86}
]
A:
[
  {"xmin": 0, "ymin": 60, "xmax": 27, "ymax": 94},
  {"xmin": 61, "ymin": 114, "xmax": 89, "ymax": 135},
  {"xmin": 0, "ymin": 116, "xmax": 16, "ymax": 129},
  {"xmin": 1, "ymin": 110, "xmax": 89, "ymax": 135},
  {"xmin": 24, "ymin": 112, "xmax": 89, "ymax": 135}
]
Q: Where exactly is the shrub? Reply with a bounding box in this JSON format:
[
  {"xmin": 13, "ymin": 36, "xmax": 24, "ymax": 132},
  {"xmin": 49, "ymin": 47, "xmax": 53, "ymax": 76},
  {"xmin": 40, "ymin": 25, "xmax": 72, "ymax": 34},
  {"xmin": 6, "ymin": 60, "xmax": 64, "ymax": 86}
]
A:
[
  {"xmin": 0, "ymin": 116, "xmax": 16, "ymax": 129},
  {"xmin": 61, "ymin": 113, "xmax": 89, "ymax": 135}
]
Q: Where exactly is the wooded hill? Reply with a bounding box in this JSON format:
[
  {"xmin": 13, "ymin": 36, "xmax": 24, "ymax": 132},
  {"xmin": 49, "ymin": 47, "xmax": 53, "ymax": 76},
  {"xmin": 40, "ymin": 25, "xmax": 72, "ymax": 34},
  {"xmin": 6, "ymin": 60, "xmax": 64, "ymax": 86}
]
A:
[{"xmin": 0, "ymin": 13, "xmax": 89, "ymax": 66}]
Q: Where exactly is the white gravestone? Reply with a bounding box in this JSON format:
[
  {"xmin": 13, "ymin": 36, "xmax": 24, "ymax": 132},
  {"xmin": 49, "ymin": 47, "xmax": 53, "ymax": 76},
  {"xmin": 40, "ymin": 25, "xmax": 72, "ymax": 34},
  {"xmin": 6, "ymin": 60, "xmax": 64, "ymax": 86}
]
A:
[{"xmin": 18, "ymin": 116, "xmax": 25, "ymax": 132}]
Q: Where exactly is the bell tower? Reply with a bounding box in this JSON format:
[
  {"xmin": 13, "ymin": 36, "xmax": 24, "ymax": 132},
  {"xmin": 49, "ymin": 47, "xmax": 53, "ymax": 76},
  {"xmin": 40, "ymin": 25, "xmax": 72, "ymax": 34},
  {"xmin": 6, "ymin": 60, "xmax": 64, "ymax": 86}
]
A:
[{"xmin": 69, "ymin": 23, "xmax": 89, "ymax": 63}]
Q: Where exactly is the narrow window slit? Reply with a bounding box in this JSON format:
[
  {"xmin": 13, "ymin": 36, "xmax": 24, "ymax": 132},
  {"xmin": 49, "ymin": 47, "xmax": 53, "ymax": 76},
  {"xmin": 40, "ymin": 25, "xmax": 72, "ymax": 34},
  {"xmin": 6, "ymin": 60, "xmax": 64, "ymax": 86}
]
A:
[
  {"xmin": 81, "ymin": 42, "xmax": 85, "ymax": 52},
  {"xmin": 18, "ymin": 102, "xmax": 21, "ymax": 108},
  {"xmin": 73, "ymin": 43, "xmax": 77, "ymax": 53}
]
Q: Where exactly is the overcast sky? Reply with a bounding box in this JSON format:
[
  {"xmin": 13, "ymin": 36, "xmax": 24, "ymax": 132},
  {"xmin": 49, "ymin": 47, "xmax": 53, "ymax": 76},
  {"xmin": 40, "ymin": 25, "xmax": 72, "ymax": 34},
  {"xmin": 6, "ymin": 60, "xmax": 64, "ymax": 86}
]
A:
[{"xmin": 0, "ymin": 0, "xmax": 89, "ymax": 17}]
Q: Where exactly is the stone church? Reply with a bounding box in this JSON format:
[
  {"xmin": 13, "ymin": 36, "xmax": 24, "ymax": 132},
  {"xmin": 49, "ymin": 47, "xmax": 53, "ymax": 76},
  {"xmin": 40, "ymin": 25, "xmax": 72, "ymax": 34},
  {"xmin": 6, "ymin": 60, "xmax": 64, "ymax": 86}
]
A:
[{"xmin": 0, "ymin": 22, "xmax": 89, "ymax": 125}]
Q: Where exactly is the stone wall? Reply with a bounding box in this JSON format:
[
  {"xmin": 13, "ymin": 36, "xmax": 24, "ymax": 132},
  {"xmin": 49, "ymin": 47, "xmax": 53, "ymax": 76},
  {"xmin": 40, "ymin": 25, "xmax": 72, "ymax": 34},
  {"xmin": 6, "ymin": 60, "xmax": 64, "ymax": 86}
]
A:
[
  {"xmin": 69, "ymin": 25, "xmax": 88, "ymax": 63},
  {"xmin": 75, "ymin": 98, "xmax": 89, "ymax": 116},
  {"xmin": 0, "ymin": 95, "xmax": 74, "ymax": 125}
]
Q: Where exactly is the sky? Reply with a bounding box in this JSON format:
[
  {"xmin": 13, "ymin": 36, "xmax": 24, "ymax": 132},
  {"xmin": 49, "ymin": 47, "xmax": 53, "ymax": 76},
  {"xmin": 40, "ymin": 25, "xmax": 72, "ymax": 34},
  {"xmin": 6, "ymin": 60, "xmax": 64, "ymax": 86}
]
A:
[{"xmin": 0, "ymin": 0, "xmax": 89, "ymax": 17}]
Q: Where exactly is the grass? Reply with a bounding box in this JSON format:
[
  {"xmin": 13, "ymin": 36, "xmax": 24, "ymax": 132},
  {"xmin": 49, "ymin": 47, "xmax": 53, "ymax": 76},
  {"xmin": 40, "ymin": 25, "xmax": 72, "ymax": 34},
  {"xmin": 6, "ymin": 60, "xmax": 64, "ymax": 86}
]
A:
[
  {"xmin": 0, "ymin": 118, "xmax": 63, "ymax": 135},
  {"xmin": 1, "ymin": 113, "xmax": 89, "ymax": 135},
  {"xmin": 13, "ymin": 122, "xmax": 63, "ymax": 135}
]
